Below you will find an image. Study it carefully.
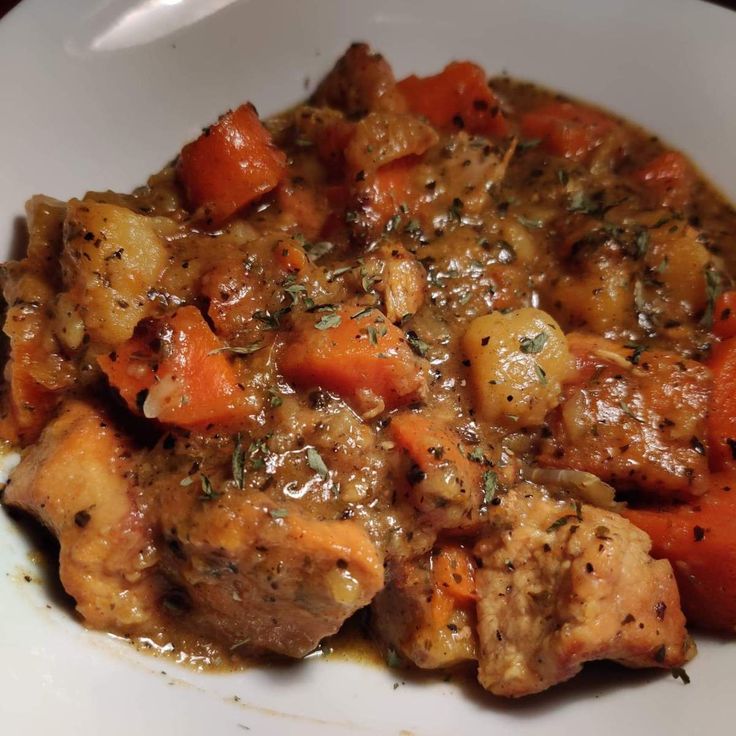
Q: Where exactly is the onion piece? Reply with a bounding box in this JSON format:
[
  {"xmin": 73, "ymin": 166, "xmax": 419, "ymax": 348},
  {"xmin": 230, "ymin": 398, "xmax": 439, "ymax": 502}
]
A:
[{"xmin": 522, "ymin": 466, "xmax": 622, "ymax": 511}]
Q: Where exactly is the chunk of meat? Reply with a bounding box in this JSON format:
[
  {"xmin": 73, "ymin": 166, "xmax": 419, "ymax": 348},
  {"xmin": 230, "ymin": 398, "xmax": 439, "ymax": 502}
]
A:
[
  {"xmin": 0, "ymin": 196, "xmax": 75, "ymax": 443},
  {"xmin": 61, "ymin": 200, "xmax": 170, "ymax": 345},
  {"xmin": 372, "ymin": 550, "xmax": 477, "ymax": 669},
  {"xmin": 3, "ymin": 401, "xmax": 160, "ymax": 630},
  {"xmin": 310, "ymin": 42, "xmax": 407, "ymax": 117},
  {"xmin": 539, "ymin": 333, "xmax": 710, "ymax": 498},
  {"xmin": 158, "ymin": 487, "xmax": 384, "ymax": 657},
  {"xmin": 474, "ymin": 482, "xmax": 693, "ymax": 697}
]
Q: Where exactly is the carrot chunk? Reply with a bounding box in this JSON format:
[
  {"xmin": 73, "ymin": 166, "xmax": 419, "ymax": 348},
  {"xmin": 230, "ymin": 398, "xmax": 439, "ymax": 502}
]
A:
[
  {"xmin": 624, "ymin": 472, "xmax": 736, "ymax": 632},
  {"xmin": 278, "ymin": 305, "xmax": 426, "ymax": 414},
  {"xmin": 707, "ymin": 338, "xmax": 736, "ymax": 471},
  {"xmin": 177, "ymin": 103, "xmax": 286, "ymax": 224},
  {"xmin": 432, "ymin": 545, "xmax": 478, "ymax": 605},
  {"xmin": 397, "ymin": 61, "xmax": 508, "ymax": 137},
  {"xmin": 633, "ymin": 151, "xmax": 693, "ymax": 209},
  {"xmin": 98, "ymin": 306, "xmax": 254, "ymax": 427},
  {"xmin": 713, "ymin": 291, "xmax": 736, "ymax": 340},
  {"xmin": 520, "ymin": 102, "xmax": 614, "ymax": 159},
  {"xmin": 389, "ymin": 412, "xmax": 483, "ymax": 529}
]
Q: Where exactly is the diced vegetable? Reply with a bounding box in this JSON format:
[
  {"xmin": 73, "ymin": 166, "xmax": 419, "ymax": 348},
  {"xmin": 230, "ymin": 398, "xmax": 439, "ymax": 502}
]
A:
[
  {"xmin": 633, "ymin": 151, "xmax": 693, "ymax": 208},
  {"xmin": 344, "ymin": 112, "xmax": 437, "ymax": 175},
  {"xmin": 358, "ymin": 157, "xmax": 421, "ymax": 231},
  {"xmin": 624, "ymin": 472, "xmax": 736, "ymax": 632},
  {"xmin": 398, "ymin": 61, "xmax": 508, "ymax": 137},
  {"xmin": 707, "ymin": 338, "xmax": 736, "ymax": 471},
  {"xmin": 713, "ymin": 291, "xmax": 736, "ymax": 339},
  {"xmin": 278, "ymin": 304, "xmax": 426, "ymax": 415},
  {"xmin": 177, "ymin": 103, "xmax": 286, "ymax": 224},
  {"xmin": 520, "ymin": 102, "xmax": 614, "ymax": 159},
  {"xmin": 98, "ymin": 306, "xmax": 255, "ymax": 427},
  {"xmin": 389, "ymin": 412, "xmax": 483, "ymax": 528},
  {"xmin": 431, "ymin": 545, "xmax": 478, "ymax": 605},
  {"xmin": 462, "ymin": 308, "xmax": 571, "ymax": 428}
]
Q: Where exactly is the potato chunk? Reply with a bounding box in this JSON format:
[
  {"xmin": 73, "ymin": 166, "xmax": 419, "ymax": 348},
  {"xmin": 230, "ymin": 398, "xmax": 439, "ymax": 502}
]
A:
[
  {"xmin": 61, "ymin": 200, "xmax": 169, "ymax": 344},
  {"xmin": 462, "ymin": 308, "xmax": 571, "ymax": 428}
]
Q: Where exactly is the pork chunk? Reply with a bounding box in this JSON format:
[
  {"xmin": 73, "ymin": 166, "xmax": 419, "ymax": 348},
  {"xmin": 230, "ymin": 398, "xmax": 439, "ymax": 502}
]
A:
[
  {"xmin": 539, "ymin": 333, "xmax": 711, "ymax": 498},
  {"xmin": 3, "ymin": 400, "xmax": 160, "ymax": 630},
  {"xmin": 158, "ymin": 487, "xmax": 384, "ymax": 657},
  {"xmin": 474, "ymin": 482, "xmax": 693, "ymax": 697},
  {"xmin": 311, "ymin": 42, "xmax": 407, "ymax": 117}
]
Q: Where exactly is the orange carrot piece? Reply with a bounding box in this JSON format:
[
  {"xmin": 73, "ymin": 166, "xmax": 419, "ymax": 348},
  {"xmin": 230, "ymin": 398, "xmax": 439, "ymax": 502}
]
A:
[
  {"xmin": 390, "ymin": 413, "xmax": 475, "ymax": 483},
  {"xmin": 398, "ymin": 61, "xmax": 508, "ymax": 137},
  {"xmin": 98, "ymin": 306, "xmax": 254, "ymax": 427},
  {"xmin": 273, "ymin": 239, "xmax": 311, "ymax": 274},
  {"xmin": 177, "ymin": 103, "xmax": 286, "ymax": 224},
  {"xmin": 624, "ymin": 472, "xmax": 736, "ymax": 632},
  {"xmin": 432, "ymin": 545, "xmax": 478, "ymax": 605},
  {"xmin": 278, "ymin": 304, "xmax": 426, "ymax": 413},
  {"xmin": 707, "ymin": 338, "xmax": 736, "ymax": 471},
  {"xmin": 520, "ymin": 101, "xmax": 614, "ymax": 159},
  {"xmin": 633, "ymin": 151, "xmax": 693, "ymax": 209},
  {"xmin": 713, "ymin": 291, "xmax": 736, "ymax": 340}
]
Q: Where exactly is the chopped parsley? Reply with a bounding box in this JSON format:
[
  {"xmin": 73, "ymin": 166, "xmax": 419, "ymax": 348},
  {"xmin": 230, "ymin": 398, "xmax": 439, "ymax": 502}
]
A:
[
  {"xmin": 209, "ymin": 341, "xmax": 263, "ymax": 356},
  {"xmin": 306, "ymin": 447, "xmax": 329, "ymax": 479},
  {"xmin": 519, "ymin": 331, "xmax": 549, "ymax": 354},
  {"xmin": 482, "ymin": 470, "xmax": 498, "ymax": 504},
  {"xmin": 315, "ymin": 312, "xmax": 342, "ymax": 330},
  {"xmin": 535, "ymin": 363, "xmax": 548, "ymax": 385},
  {"xmin": 199, "ymin": 474, "xmax": 220, "ymax": 501},
  {"xmin": 232, "ymin": 434, "xmax": 245, "ymax": 490},
  {"xmin": 406, "ymin": 330, "xmax": 429, "ymax": 357},
  {"xmin": 701, "ymin": 266, "xmax": 721, "ymax": 328}
]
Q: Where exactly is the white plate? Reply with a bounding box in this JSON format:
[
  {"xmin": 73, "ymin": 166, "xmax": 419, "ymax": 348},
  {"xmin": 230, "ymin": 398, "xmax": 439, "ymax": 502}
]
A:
[{"xmin": 1, "ymin": 1, "xmax": 735, "ymax": 734}]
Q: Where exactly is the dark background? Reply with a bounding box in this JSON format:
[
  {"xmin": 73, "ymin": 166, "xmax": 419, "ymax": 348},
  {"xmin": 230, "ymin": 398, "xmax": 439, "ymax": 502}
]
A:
[{"xmin": 0, "ymin": 0, "xmax": 735, "ymax": 20}]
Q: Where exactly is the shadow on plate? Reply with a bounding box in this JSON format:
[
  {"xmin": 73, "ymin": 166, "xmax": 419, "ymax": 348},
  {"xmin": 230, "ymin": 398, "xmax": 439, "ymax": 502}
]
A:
[{"xmin": 2, "ymin": 504, "xmax": 77, "ymax": 615}]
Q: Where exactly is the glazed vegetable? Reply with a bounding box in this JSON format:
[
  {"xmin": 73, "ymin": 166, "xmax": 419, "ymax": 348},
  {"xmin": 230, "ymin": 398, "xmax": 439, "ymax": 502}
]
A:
[
  {"xmin": 389, "ymin": 412, "xmax": 483, "ymax": 528},
  {"xmin": 61, "ymin": 200, "xmax": 170, "ymax": 345},
  {"xmin": 707, "ymin": 338, "xmax": 736, "ymax": 471},
  {"xmin": 177, "ymin": 103, "xmax": 286, "ymax": 224},
  {"xmin": 98, "ymin": 306, "xmax": 255, "ymax": 427},
  {"xmin": 519, "ymin": 101, "xmax": 614, "ymax": 159},
  {"xmin": 397, "ymin": 61, "xmax": 508, "ymax": 137},
  {"xmin": 431, "ymin": 545, "xmax": 478, "ymax": 605},
  {"xmin": 462, "ymin": 308, "xmax": 571, "ymax": 428},
  {"xmin": 625, "ymin": 473, "xmax": 736, "ymax": 632},
  {"xmin": 633, "ymin": 150, "xmax": 693, "ymax": 208},
  {"xmin": 713, "ymin": 291, "xmax": 736, "ymax": 339},
  {"xmin": 278, "ymin": 304, "xmax": 427, "ymax": 416}
]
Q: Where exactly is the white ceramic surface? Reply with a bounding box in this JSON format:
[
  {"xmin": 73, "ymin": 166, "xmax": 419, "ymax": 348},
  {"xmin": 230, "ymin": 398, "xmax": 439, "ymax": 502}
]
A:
[{"xmin": 1, "ymin": 1, "xmax": 735, "ymax": 734}]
